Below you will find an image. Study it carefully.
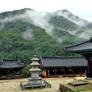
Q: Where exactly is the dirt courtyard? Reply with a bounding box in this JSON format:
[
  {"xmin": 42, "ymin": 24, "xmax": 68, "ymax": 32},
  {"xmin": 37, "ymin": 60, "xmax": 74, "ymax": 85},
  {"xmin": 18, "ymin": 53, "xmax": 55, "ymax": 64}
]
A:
[{"xmin": 0, "ymin": 77, "xmax": 88, "ymax": 92}]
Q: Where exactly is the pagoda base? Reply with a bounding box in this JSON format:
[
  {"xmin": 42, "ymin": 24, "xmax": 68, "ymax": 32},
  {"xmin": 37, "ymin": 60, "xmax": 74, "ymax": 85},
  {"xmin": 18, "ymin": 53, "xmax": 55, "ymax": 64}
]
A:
[
  {"xmin": 20, "ymin": 78, "xmax": 51, "ymax": 90},
  {"xmin": 28, "ymin": 77, "xmax": 42, "ymax": 86}
]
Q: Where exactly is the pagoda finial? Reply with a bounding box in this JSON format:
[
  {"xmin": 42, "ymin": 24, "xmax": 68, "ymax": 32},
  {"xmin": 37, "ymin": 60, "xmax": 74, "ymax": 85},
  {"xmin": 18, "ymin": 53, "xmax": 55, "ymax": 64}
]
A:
[
  {"xmin": 33, "ymin": 48, "xmax": 37, "ymax": 55},
  {"xmin": 33, "ymin": 48, "xmax": 38, "ymax": 58}
]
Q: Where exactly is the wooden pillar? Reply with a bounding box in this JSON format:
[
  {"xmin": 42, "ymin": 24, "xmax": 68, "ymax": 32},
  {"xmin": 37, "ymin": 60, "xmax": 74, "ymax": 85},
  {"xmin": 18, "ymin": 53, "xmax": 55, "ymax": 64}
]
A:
[
  {"xmin": 63, "ymin": 68, "xmax": 66, "ymax": 76},
  {"xmin": 40, "ymin": 62, "xmax": 43, "ymax": 68},
  {"xmin": 85, "ymin": 54, "xmax": 92, "ymax": 78},
  {"xmin": 88, "ymin": 60, "xmax": 92, "ymax": 77},
  {"xmin": 46, "ymin": 69, "xmax": 50, "ymax": 77},
  {"xmin": 0, "ymin": 72, "xmax": 1, "ymax": 77},
  {"xmin": 80, "ymin": 68, "xmax": 82, "ymax": 76},
  {"xmin": 6, "ymin": 72, "xmax": 8, "ymax": 76},
  {"xmin": 54, "ymin": 68, "xmax": 56, "ymax": 77},
  {"xmin": 72, "ymin": 68, "xmax": 74, "ymax": 76},
  {"xmin": 88, "ymin": 60, "xmax": 90, "ymax": 74}
]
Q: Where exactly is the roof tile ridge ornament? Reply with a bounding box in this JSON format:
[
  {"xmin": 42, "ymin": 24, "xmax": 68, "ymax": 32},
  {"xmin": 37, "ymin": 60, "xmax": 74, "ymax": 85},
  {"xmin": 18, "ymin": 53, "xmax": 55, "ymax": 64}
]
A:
[
  {"xmin": 34, "ymin": 48, "xmax": 36, "ymax": 54},
  {"xmin": 18, "ymin": 58, "xmax": 25, "ymax": 65},
  {"xmin": 18, "ymin": 59, "xmax": 21, "ymax": 64}
]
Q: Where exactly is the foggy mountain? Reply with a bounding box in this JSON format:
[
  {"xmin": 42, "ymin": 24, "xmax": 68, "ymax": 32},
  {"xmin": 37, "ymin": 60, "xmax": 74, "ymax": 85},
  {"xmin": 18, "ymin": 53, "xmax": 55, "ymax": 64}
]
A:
[
  {"xmin": 57, "ymin": 9, "xmax": 89, "ymax": 26},
  {"xmin": 0, "ymin": 8, "xmax": 91, "ymax": 60}
]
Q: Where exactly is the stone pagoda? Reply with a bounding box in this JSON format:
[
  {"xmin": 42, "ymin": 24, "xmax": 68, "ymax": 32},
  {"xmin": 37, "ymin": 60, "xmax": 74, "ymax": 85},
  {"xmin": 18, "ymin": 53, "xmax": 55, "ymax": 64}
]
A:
[
  {"xmin": 20, "ymin": 55, "xmax": 51, "ymax": 89},
  {"xmin": 28, "ymin": 55, "xmax": 42, "ymax": 87}
]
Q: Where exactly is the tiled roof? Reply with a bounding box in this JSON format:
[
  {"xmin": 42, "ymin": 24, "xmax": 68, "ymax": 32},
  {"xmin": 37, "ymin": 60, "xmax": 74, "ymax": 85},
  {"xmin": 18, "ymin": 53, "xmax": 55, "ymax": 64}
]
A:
[
  {"xmin": 0, "ymin": 59, "xmax": 26, "ymax": 69},
  {"xmin": 65, "ymin": 38, "xmax": 92, "ymax": 53},
  {"xmin": 41, "ymin": 56, "xmax": 87, "ymax": 68}
]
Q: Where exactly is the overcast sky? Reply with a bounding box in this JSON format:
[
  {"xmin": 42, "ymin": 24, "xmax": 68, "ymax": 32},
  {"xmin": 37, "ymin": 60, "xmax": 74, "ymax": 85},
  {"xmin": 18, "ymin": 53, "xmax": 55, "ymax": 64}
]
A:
[{"xmin": 1, "ymin": 0, "xmax": 92, "ymax": 21}]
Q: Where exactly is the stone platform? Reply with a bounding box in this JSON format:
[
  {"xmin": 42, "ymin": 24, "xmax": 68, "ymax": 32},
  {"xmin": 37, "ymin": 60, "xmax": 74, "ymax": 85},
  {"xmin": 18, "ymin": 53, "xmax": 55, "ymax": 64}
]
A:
[
  {"xmin": 20, "ymin": 80, "xmax": 51, "ymax": 90},
  {"xmin": 59, "ymin": 80, "xmax": 92, "ymax": 92}
]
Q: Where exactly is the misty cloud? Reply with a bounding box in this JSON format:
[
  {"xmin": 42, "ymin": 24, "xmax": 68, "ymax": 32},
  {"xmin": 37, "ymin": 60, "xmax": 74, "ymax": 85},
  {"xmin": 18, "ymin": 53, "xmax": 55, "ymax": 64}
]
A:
[
  {"xmin": 57, "ymin": 10, "xmax": 88, "ymax": 26},
  {"xmin": 22, "ymin": 27, "xmax": 33, "ymax": 40},
  {"xmin": 0, "ymin": 23, "xmax": 5, "ymax": 30},
  {"xmin": 23, "ymin": 10, "xmax": 64, "ymax": 43},
  {"xmin": 77, "ymin": 30, "xmax": 92, "ymax": 39},
  {"xmin": 0, "ymin": 14, "xmax": 26, "ymax": 23},
  {"xmin": 0, "ymin": 10, "xmax": 64, "ymax": 43},
  {"xmin": 0, "ymin": 9, "xmax": 92, "ymax": 42}
]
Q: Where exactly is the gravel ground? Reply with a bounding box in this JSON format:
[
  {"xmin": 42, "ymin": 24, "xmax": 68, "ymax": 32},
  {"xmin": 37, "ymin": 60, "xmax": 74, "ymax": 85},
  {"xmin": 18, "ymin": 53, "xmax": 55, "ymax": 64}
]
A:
[{"xmin": 0, "ymin": 77, "xmax": 91, "ymax": 92}]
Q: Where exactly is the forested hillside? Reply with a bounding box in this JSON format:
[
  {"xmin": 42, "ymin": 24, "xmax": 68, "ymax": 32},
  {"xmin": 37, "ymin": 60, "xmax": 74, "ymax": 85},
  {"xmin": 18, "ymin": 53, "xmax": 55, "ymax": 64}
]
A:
[{"xmin": 0, "ymin": 8, "xmax": 91, "ymax": 64}]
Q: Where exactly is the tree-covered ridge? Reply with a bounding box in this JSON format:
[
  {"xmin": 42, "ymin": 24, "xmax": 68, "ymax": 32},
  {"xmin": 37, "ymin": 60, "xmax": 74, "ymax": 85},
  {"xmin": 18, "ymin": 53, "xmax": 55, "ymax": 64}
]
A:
[
  {"xmin": 0, "ymin": 8, "xmax": 31, "ymax": 19},
  {"xmin": 0, "ymin": 8, "xmax": 90, "ymax": 64}
]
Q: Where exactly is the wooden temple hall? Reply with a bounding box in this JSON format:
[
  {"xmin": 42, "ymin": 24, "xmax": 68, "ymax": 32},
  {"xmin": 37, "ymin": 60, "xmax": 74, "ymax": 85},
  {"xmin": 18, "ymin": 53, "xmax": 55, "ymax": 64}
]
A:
[
  {"xmin": 0, "ymin": 59, "xmax": 26, "ymax": 79},
  {"xmin": 65, "ymin": 38, "xmax": 92, "ymax": 78},
  {"xmin": 40, "ymin": 56, "xmax": 88, "ymax": 77}
]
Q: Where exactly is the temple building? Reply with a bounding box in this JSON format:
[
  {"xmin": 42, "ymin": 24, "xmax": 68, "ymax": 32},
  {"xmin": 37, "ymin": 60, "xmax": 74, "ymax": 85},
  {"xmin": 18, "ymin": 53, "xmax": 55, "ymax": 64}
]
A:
[
  {"xmin": 0, "ymin": 59, "xmax": 26, "ymax": 79},
  {"xmin": 40, "ymin": 56, "xmax": 87, "ymax": 77},
  {"xmin": 65, "ymin": 38, "xmax": 92, "ymax": 78}
]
